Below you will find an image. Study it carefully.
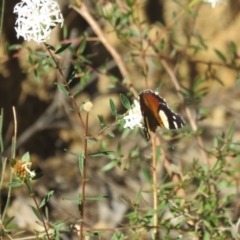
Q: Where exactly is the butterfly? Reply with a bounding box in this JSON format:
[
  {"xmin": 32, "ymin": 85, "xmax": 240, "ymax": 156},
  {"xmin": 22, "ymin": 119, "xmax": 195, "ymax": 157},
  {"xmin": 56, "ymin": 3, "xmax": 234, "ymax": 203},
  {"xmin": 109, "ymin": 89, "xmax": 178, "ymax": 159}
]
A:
[{"xmin": 139, "ymin": 89, "xmax": 186, "ymax": 141}]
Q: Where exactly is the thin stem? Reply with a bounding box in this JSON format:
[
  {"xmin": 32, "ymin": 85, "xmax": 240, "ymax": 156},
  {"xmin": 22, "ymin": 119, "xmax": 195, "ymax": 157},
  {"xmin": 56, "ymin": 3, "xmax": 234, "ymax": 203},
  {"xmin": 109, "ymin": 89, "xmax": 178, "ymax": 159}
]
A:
[
  {"xmin": 0, "ymin": 0, "xmax": 5, "ymax": 46},
  {"xmin": 25, "ymin": 182, "xmax": 51, "ymax": 240},
  {"xmin": 45, "ymin": 45, "xmax": 86, "ymax": 131},
  {"xmin": 70, "ymin": 2, "xmax": 138, "ymax": 97},
  {"xmin": 2, "ymin": 107, "xmax": 17, "ymax": 222},
  {"xmin": 160, "ymin": 59, "xmax": 209, "ymax": 168},
  {"xmin": 79, "ymin": 111, "xmax": 89, "ymax": 240},
  {"xmin": 151, "ymin": 132, "xmax": 159, "ymax": 239}
]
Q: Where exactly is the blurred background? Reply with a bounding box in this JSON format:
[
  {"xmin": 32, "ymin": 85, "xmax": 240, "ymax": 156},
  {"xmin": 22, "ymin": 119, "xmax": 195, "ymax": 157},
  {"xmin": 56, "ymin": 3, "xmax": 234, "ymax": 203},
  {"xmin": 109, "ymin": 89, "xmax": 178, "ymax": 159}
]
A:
[{"xmin": 1, "ymin": 0, "xmax": 240, "ymax": 239}]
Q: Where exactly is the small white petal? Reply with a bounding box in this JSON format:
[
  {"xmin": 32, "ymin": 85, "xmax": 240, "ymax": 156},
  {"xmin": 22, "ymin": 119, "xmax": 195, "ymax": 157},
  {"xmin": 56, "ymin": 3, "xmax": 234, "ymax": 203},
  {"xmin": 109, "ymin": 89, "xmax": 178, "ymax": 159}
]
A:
[{"xmin": 22, "ymin": 163, "xmax": 36, "ymax": 178}]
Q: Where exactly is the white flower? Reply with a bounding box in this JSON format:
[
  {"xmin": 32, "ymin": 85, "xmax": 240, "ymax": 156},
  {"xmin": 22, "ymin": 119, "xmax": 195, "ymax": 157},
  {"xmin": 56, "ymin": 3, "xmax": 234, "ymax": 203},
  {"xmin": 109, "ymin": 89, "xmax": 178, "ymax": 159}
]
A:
[
  {"xmin": 14, "ymin": 0, "xmax": 64, "ymax": 44},
  {"xmin": 123, "ymin": 100, "xmax": 143, "ymax": 129},
  {"xmin": 203, "ymin": 0, "xmax": 224, "ymax": 8}
]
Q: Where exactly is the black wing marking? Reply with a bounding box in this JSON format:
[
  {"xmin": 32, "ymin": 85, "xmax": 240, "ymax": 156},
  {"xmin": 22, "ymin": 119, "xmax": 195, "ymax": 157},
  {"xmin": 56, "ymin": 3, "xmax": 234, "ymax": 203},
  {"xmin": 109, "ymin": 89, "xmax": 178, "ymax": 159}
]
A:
[{"xmin": 158, "ymin": 103, "xmax": 186, "ymax": 129}]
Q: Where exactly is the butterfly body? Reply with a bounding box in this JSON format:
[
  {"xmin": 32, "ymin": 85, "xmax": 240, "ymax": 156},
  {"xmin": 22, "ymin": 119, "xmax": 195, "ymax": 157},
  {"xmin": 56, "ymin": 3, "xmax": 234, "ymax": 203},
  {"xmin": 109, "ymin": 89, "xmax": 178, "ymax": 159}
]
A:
[{"xmin": 139, "ymin": 89, "xmax": 185, "ymax": 140}]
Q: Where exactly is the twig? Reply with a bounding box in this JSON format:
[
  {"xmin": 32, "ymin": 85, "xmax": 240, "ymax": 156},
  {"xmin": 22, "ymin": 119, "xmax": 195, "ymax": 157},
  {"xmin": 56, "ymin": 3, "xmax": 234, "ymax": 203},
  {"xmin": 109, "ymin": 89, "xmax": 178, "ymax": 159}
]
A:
[
  {"xmin": 160, "ymin": 59, "xmax": 209, "ymax": 167},
  {"xmin": 45, "ymin": 45, "xmax": 86, "ymax": 131},
  {"xmin": 1, "ymin": 107, "xmax": 16, "ymax": 222},
  {"xmin": 150, "ymin": 132, "xmax": 159, "ymax": 239},
  {"xmin": 25, "ymin": 182, "xmax": 51, "ymax": 240},
  {"xmin": 79, "ymin": 110, "xmax": 89, "ymax": 240},
  {"xmin": 70, "ymin": 2, "xmax": 138, "ymax": 97}
]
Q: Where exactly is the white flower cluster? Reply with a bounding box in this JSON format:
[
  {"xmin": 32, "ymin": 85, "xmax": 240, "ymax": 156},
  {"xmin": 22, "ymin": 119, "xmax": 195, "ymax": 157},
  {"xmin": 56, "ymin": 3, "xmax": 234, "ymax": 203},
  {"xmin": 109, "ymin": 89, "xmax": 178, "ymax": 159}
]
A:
[
  {"xmin": 123, "ymin": 100, "xmax": 143, "ymax": 129},
  {"xmin": 203, "ymin": 0, "xmax": 224, "ymax": 8},
  {"xmin": 14, "ymin": 0, "xmax": 64, "ymax": 44}
]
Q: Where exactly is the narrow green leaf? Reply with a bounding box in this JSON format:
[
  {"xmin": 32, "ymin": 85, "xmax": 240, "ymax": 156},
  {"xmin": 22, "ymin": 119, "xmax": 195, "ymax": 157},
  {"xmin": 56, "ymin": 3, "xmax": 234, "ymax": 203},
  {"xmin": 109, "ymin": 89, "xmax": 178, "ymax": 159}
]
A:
[
  {"xmin": 109, "ymin": 99, "xmax": 117, "ymax": 116},
  {"xmin": 34, "ymin": 69, "xmax": 40, "ymax": 82},
  {"xmin": 87, "ymin": 139, "xmax": 97, "ymax": 145},
  {"xmin": 62, "ymin": 23, "xmax": 67, "ymax": 38},
  {"xmin": 101, "ymin": 160, "xmax": 117, "ymax": 172},
  {"xmin": 86, "ymin": 196, "xmax": 108, "ymax": 201},
  {"xmin": 49, "ymin": 57, "xmax": 57, "ymax": 67},
  {"xmin": 109, "ymin": 75, "xmax": 118, "ymax": 83},
  {"xmin": 85, "ymin": 231, "xmax": 105, "ymax": 237},
  {"xmin": 68, "ymin": 70, "xmax": 76, "ymax": 84},
  {"xmin": 111, "ymin": 231, "xmax": 124, "ymax": 240},
  {"xmin": 89, "ymin": 151, "xmax": 114, "ymax": 157},
  {"xmin": 35, "ymin": 52, "xmax": 48, "ymax": 59},
  {"xmin": 78, "ymin": 40, "xmax": 87, "ymax": 54},
  {"xmin": 44, "ymin": 43, "xmax": 55, "ymax": 51},
  {"xmin": 28, "ymin": 55, "xmax": 34, "ymax": 65},
  {"xmin": 227, "ymin": 122, "xmax": 235, "ymax": 141},
  {"xmin": 62, "ymin": 197, "xmax": 79, "ymax": 201},
  {"xmin": 120, "ymin": 94, "xmax": 131, "ymax": 110},
  {"xmin": 141, "ymin": 167, "xmax": 152, "ymax": 184},
  {"xmin": 4, "ymin": 216, "xmax": 15, "ymax": 227},
  {"xmin": 170, "ymin": 164, "xmax": 180, "ymax": 174},
  {"xmin": 8, "ymin": 182, "xmax": 23, "ymax": 188},
  {"xmin": 8, "ymin": 44, "xmax": 22, "ymax": 51},
  {"xmin": 214, "ymin": 49, "xmax": 227, "ymax": 62},
  {"xmin": 39, "ymin": 190, "xmax": 54, "ymax": 208},
  {"xmin": 55, "ymin": 43, "xmax": 71, "ymax": 54},
  {"xmin": 22, "ymin": 152, "xmax": 30, "ymax": 162},
  {"xmin": 78, "ymin": 151, "xmax": 84, "ymax": 176},
  {"xmin": 230, "ymin": 41, "xmax": 237, "ymax": 55},
  {"xmin": 30, "ymin": 205, "xmax": 42, "ymax": 221},
  {"xmin": 55, "ymin": 83, "xmax": 69, "ymax": 96},
  {"xmin": 64, "ymin": 149, "xmax": 79, "ymax": 157}
]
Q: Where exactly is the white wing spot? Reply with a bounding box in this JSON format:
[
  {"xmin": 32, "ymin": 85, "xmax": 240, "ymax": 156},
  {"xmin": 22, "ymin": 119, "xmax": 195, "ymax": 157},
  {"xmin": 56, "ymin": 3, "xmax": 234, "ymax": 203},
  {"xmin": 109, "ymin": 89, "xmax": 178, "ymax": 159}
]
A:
[
  {"xmin": 173, "ymin": 121, "xmax": 178, "ymax": 129},
  {"xmin": 159, "ymin": 110, "xmax": 169, "ymax": 129},
  {"xmin": 173, "ymin": 115, "xmax": 176, "ymax": 120}
]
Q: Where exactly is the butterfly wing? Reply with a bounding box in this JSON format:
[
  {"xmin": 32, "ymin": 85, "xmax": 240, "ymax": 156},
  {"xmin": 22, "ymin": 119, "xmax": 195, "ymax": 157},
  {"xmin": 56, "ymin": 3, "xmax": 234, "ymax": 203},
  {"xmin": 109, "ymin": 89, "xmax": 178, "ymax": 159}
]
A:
[{"xmin": 139, "ymin": 90, "xmax": 185, "ymax": 140}]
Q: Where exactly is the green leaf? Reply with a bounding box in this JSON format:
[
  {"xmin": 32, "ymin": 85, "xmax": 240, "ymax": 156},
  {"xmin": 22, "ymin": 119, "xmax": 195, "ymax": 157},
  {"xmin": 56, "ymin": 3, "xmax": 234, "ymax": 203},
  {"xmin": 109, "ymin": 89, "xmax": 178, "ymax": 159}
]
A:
[
  {"xmin": 39, "ymin": 190, "xmax": 54, "ymax": 208},
  {"xmin": 78, "ymin": 151, "xmax": 84, "ymax": 176},
  {"xmin": 78, "ymin": 40, "xmax": 87, "ymax": 54},
  {"xmin": 120, "ymin": 94, "xmax": 131, "ymax": 110},
  {"xmin": 89, "ymin": 151, "xmax": 114, "ymax": 157},
  {"xmin": 227, "ymin": 122, "xmax": 235, "ymax": 141},
  {"xmin": 109, "ymin": 99, "xmax": 117, "ymax": 116},
  {"xmin": 4, "ymin": 216, "xmax": 15, "ymax": 227},
  {"xmin": 111, "ymin": 231, "xmax": 124, "ymax": 240},
  {"xmin": 55, "ymin": 83, "xmax": 69, "ymax": 96},
  {"xmin": 86, "ymin": 196, "xmax": 108, "ymax": 201},
  {"xmin": 22, "ymin": 152, "xmax": 30, "ymax": 162},
  {"xmin": 68, "ymin": 69, "xmax": 77, "ymax": 84},
  {"xmin": 97, "ymin": 115, "xmax": 107, "ymax": 128},
  {"xmin": 8, "ymin": 182, "xmax": 23, "ymax": 188},
  {"xmin": 101, "ymin": 160, "xmax": 118, "ymax": 172},
  {"xmin": 85, "ymin": 231, "xmax": 105, "ymax": 237},
  {"xmin": 44, "ymin": 43, "xmax": 55, "ymax": 51},
  {"xmin": 49, "ymin": 57, "xmax": 57, "ymax": 68},
  {"xmin": 35, "ymin": 52, "xmax": 48, "ymax": 59},
  {"xmin": 8, "ymin": 44, "xmax": 22, "ymax": 51},
  {"xmin": 55, "ymin": 43, "xmax": 72, "ymax": 54},
  {"xmin": 214, "ymin": 49, "xmax": 227, "ymax": 62},
  {"xmin": 230, "ymin": 41, "xmax": 237, "ymax": 55},
  {"xmin": 30, "ymin": 205, "xmax": 42, "ymax": 221},
  {"xmin": 34, "ymin": 69, "xmax": 40, "ymax": 82},
  {"xmin": 141, "ymin": 167, "xmax": 152, "ymax": 184}
]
